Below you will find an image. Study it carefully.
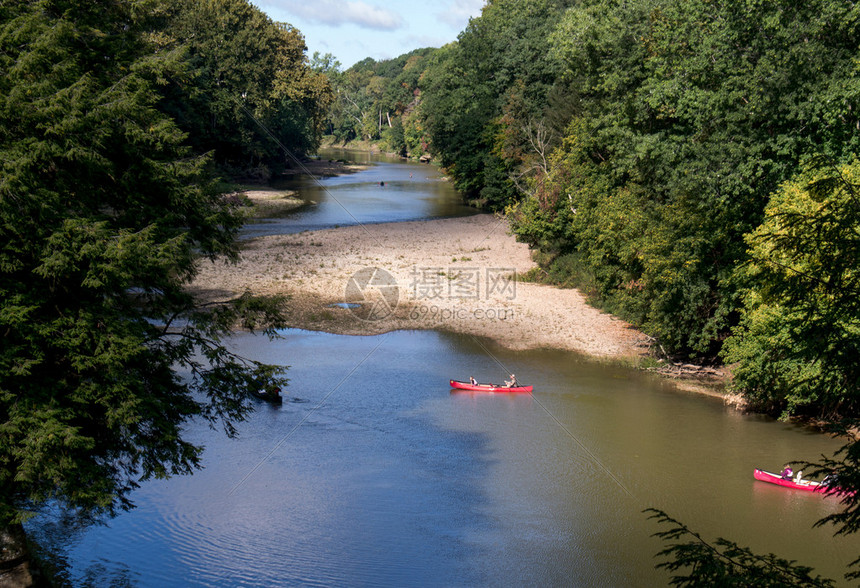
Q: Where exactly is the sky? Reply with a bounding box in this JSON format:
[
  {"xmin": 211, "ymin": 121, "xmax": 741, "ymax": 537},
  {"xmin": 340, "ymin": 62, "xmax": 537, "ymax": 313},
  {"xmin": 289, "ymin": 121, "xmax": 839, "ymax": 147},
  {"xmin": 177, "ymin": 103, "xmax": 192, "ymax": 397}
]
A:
[{"xmin": 253, "ymin": 0, "xmax": 486, "ymax": 68}]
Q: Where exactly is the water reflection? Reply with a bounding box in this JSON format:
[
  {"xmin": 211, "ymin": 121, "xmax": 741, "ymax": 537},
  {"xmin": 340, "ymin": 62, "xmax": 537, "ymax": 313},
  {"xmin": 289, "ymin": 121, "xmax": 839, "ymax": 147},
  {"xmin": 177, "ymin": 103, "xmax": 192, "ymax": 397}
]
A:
[
  {"xmin": 30, "ymin": 330, "xmax": 858, "ymax": 586},
  {"xmin": 241, "ymin": 150, "xmax": 478, "ymax": 238}
]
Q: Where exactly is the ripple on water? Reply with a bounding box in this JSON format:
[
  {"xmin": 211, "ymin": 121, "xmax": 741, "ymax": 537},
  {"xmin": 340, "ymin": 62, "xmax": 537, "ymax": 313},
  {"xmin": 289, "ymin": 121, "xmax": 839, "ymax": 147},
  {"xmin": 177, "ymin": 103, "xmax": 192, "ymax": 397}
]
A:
[{"xmin": 32, "ymin": 329, "xmax": 859, "ymax": 586}]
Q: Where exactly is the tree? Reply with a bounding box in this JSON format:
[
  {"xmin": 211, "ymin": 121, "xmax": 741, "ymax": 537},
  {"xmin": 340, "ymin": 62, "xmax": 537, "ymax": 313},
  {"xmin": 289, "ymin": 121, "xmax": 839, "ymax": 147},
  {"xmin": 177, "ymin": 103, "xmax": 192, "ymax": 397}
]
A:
[
  {"xmin": 383, "ymin": 116, "xmax": 408, "ymax": 157},
  {"xmin": 723, "ymin": 158, "xmax": 860, "ymax": 417},
  {"xmin": 310, "ymin": 51, "xmax": 342, "ymax": 76},
  {"xmin": 0, "ymin": 0, "xmax": 288, "ymax": 579},
  {"xmin": 509, "ymin": 0, "xmax": 860, "ymax": 358},
  {"xmin": 162, "ymin": 0, "xmax": 332, "ymax": 177},
  {"xmin": 420, "ymin": 0, "xmax": 569, "ymax": 209}
]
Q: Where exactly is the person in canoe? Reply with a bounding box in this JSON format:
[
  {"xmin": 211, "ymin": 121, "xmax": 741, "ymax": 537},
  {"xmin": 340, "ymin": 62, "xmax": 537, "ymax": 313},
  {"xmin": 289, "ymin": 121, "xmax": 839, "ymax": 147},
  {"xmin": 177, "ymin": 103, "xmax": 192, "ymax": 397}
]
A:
[
  {"xmin": 780, "ymin": 465, "xmax": 793, "ymax": 480},
  {"xmin": 504, "ymin": 374, "xmax": 518, "ymax": 388},
  {"xmin": 470, "ymin": 376, "xmax": 478, "ymax": 386}
]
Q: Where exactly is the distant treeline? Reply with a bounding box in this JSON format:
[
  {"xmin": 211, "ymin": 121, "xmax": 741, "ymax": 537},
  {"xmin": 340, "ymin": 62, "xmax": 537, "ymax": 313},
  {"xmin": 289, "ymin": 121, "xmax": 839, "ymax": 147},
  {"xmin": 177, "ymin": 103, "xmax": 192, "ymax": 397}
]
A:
[
  {"xmin": 312, "ymin": 48, "xmax": 435, "ymax": 159},
  {"xmin": 324, "ymin": 0, "xmax": 860, "ymax": 419}
]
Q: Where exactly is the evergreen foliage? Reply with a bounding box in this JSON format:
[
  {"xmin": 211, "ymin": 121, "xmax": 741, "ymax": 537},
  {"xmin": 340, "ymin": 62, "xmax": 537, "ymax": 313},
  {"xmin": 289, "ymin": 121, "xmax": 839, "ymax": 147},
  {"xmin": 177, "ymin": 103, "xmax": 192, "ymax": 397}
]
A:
[{"xmin": 0, "ymin": 0, "xmax": 312, "ymax": 543}]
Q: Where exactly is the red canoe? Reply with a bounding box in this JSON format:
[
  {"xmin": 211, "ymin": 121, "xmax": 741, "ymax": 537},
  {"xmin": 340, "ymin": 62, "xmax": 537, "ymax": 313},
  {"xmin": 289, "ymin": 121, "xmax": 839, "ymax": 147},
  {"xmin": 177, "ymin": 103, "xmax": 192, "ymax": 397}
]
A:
[
  {"xmin": 450, "ymin": 380, "xmax": 533, "ymax": 393},
  {"xmin": 754, "ymin": 468, "xmax": 824, "ymax": 492},
  {"xmin": 754, "ymin": 468, "xmax": 853, "ymax": 497}
]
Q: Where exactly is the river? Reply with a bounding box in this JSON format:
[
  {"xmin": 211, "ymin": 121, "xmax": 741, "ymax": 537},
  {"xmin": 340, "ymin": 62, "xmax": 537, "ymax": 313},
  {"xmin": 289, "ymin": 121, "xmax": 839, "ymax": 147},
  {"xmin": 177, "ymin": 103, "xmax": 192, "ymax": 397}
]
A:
[
  {"xmin": 240, "ymin": 150, "xmax": 478, "ymax": 238},
  {"xmin": 29, "ymin": 151, "xmax": 859, "ymax": 586}
]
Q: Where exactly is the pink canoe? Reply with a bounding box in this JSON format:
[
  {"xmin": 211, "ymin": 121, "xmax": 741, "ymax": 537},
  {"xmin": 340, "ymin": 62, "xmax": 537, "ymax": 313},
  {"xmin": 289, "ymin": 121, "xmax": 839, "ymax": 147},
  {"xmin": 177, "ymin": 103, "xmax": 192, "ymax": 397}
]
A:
[
  {"xmin": 450, "ymin": 380, "xmax": 533, "ymax": 393},
  {"xmin": 754, "ymin": 468, "xmax": 826, "ymax": 492},
  {"xmin": 754, "ymin": 468, "xmax": 854, "ymax": 497}
]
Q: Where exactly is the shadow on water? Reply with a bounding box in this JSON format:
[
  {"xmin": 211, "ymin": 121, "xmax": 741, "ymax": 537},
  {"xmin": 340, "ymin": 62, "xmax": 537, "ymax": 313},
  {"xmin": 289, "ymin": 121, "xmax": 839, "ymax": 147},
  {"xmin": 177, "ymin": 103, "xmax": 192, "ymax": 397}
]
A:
[{"xmin": 29, "ymin": 330, "xmax": 500, "ymax": 587}]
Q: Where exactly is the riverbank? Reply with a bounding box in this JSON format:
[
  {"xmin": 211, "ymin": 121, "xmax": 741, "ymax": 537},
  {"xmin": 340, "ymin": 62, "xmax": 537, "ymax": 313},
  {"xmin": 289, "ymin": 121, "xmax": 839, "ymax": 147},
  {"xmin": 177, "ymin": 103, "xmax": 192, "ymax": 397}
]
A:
[
  {"xmin": 236, "ymin": 157, "xmax": 370, "ymax": 218},
  {"xmin": 240, "ymin": 189, "xmax": 304, "ymax": 218},
  {"xmin": 194, "ymin": 214, "xmax": 681, "ymax": 362}
]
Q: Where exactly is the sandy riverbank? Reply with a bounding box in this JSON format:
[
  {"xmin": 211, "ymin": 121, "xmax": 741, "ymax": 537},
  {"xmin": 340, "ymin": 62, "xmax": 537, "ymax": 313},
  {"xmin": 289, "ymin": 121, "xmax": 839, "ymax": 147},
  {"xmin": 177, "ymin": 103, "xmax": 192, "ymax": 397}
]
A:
[{"xmin": 191, "ymin": 214, "xmax": 653, "ymax": 360}]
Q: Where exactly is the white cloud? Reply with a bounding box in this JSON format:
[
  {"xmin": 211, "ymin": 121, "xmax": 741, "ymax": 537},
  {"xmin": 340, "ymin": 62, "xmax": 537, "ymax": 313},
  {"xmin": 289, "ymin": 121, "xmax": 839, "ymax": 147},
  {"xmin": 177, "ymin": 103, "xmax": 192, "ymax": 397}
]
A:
[
  {"xmin": 436, "ymin": 0, "xmax": 485, "ymax": 30},
  {"xmin": 267, "ymin": 0, "xmax": 404, "ymax": 30}
]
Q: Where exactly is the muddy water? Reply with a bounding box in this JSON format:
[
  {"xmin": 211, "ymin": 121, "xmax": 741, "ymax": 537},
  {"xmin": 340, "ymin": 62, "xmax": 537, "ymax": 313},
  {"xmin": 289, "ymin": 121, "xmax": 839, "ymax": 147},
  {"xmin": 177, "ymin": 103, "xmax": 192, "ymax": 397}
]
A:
[{"xmin": 33, "ymin": 331, "xmax": 858, "ymax": 586}]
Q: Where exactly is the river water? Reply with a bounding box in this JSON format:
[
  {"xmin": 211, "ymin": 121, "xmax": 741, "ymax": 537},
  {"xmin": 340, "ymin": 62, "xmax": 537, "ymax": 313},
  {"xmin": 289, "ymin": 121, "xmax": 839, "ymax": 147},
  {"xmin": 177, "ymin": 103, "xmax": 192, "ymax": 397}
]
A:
[
  {"xmin": 31, "ymin": 152, "xmax": 859, "ymax": 586},
  {"xmin": 240, "ymin": 150, "xmax": 477, "ymax": 238}
]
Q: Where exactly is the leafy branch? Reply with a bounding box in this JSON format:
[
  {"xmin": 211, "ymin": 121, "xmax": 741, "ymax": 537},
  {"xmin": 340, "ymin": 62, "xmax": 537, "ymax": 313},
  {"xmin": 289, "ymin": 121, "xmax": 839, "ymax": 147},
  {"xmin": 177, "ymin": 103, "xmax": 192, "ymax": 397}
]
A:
[{"xmin": 647, "ymin": 508, "xmax": 836, "ymax": 587}]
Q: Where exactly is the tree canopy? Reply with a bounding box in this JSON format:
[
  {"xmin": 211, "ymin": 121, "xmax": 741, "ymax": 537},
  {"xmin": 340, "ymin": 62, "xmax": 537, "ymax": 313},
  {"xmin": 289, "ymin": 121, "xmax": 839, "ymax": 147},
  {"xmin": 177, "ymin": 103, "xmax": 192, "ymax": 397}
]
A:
[
  {"xmin": 162, "ymin": 0, "xmax": 332, "ymax": 178},
  {"xmin": 505, "ymin": 0, "xmax": 860, "ymax": 358},
  {"xmin": 723, "ymin": 158, "xmax": 860, "ymax": 417},
  {"xmin": 0, "ymin": 0, "xmax": 325, "ymax": 571}
]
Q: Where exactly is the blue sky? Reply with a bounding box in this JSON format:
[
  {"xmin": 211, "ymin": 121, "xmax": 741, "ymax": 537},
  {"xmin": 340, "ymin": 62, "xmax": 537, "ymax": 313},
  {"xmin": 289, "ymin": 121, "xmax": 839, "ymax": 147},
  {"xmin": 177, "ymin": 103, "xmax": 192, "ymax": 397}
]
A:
[{"xmin": 253, "ymin": 0, "xmax": 486, "ymax": 68}]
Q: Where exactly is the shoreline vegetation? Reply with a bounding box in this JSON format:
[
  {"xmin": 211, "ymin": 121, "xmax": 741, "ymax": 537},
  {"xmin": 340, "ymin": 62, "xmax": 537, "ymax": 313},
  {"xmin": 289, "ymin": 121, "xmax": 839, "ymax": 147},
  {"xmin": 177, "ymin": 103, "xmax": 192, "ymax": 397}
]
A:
[{"xmin": 193, "ymin": 157, "xmax": 731, "ymax": 402}]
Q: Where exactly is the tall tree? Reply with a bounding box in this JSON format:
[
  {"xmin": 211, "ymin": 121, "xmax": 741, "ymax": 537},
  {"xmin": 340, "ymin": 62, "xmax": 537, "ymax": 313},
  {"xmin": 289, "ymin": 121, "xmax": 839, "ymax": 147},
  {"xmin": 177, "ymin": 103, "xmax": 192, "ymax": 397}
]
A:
[
  {"xmin": 723, "ymin": 158, "xmax": 860, "ymax": 417},
  {"xmin": 162, "ymin": 0, "xmax": 332, "ymax": 177},
  {"xmin": 0, "ymin": 0, "xmax": 288, "ymax": 579},
  {"xmin": 420, "ymin": 0, "xmax": 569, "ymax": 209}
]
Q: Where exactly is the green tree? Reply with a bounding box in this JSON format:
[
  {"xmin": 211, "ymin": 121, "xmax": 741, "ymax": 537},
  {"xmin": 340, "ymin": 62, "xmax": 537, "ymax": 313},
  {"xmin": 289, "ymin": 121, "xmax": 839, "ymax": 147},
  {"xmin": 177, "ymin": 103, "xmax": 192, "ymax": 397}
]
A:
[
  {"xmin": 420, "ymin": 0, "xmax": 569, "ymax": 209},
  {"xmin": 311, "ymin": 52, "xmax": 343, "ymax": 136},
  {"xmin": 511, "ymin": 0, "xmax": 860, "ymax": 357},
  {"xmin": 383, "ymin": 116, "xmax": 407, "ymax": 157},
  {"xmin": 723, "ymin": 158, "xmax": 860, "ymax": 417},
  {"xmin": 163, "ymin": 0, "xmax": 332, "ymax": 177},
  {"xmin": 0, "ymin": 0, "xmax": 288, "ymax": 578},
  {"xmin": 310, "ymin": 51, "xmax": 342, "ymax": 75}
]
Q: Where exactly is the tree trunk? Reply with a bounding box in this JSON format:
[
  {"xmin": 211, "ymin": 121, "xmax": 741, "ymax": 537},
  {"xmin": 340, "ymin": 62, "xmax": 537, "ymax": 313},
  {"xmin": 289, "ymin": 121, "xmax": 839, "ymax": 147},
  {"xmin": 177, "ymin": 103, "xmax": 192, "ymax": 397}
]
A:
[{"xmin": 0, "ymin": 524, "xmax": 38, "ymax": 588}]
